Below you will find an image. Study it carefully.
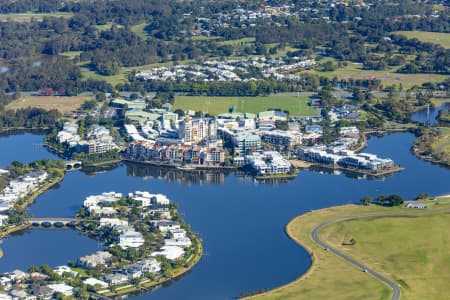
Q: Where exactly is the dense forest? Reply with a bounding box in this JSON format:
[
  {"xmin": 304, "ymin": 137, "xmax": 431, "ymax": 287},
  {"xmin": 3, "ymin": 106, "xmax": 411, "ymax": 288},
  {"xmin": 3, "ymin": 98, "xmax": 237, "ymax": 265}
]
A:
[{"xmin": 0, "ymin": 0, "xmax": 447, "ymax": 94}]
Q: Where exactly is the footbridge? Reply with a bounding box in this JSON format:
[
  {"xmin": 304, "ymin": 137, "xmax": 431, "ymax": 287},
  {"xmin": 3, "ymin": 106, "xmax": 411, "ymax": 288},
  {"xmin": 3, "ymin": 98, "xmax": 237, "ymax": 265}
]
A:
[{"xmin": 65, "ymin": 160, "xmax": 82, "ymax": 171}]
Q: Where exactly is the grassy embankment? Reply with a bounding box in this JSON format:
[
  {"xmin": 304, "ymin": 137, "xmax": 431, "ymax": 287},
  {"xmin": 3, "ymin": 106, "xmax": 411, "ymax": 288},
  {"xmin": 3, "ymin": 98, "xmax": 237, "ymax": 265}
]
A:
[
  {"xmin": 393, "ymin": 31, "xmax": 450, "ymax": 49},
  {"xmin": 247, "ymin": 198, "xmax": 450, "ymax": 300},
  {"xmin": 172, "ymin": 94, "xmax": 317, "ymax": 116},
  {"xmin": 6, "ymin": 95, "xmax": 91, "ymax": 115},
  {"xmin": 413, "ymin": 127, "xmax": 450, "ymax": 167}
]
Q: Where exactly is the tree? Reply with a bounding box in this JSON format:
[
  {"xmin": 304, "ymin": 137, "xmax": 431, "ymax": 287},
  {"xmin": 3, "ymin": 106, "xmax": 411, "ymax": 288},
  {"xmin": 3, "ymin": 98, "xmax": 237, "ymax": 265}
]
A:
[{"xmin": 360, "ymin": 196, "xmax": 372, "ymax": 206}]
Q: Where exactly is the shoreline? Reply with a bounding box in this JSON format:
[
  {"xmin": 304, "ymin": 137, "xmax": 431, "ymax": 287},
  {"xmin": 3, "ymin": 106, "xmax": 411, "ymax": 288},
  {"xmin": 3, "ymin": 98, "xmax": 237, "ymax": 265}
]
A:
[
  {"xmin": 0, "ymin": 174, "xmax": 65, "ymax": 252},
  {"xmin": 243, "ymin": 199, "xmax": 450, "ymax": 299},
  {"xmin": 101, "ymin": 234, "xmax": 203, "ymax": 298},
  {"xmin": 122, "ymin": 158, "xmax": 237, "ymax": 171}
]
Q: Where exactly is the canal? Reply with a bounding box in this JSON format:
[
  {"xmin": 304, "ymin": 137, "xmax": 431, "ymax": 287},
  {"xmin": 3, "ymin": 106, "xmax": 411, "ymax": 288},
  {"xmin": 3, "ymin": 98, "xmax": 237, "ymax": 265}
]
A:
[{"xmin": 0, "ymin": 131, "xmax": 449, "ymax": 299}]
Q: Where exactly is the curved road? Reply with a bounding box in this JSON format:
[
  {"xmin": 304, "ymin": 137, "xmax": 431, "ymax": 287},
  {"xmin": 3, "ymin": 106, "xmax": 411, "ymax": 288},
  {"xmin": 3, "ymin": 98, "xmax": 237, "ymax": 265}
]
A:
[{"xmin": 311, "ymin": 206, "xmax": 450, "ymax": 300}]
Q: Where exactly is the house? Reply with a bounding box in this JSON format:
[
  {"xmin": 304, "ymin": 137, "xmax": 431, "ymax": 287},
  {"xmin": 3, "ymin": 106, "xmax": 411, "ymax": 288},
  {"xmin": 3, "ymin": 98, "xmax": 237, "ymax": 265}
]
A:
[
  {"xmin": 30, "ymin": 286, "xmax": 53, "ymax": 300},
  {"xmin": 6, "ymin": 270, "xmax": 27, "ymax": 283},
  {"xmin": 78, "ymin": 251, "xmax": 112, "ymax": 268},
  {"xmin": 0, "ymin": 293, "xmax": 12, "ymax": 300},
  {"xmin": 0, "ymin": 215, "xmax": 8, "ymax": 227},
  {"xmin": 103, "ymin": 273, "xmax": 129, "ymax": 286},
  {"xmin": 151, "ymin": 246, "xmax": 185, "ymax": 261},
  {"xmin": 46, "ymin": 283, "xmax": 74, "ymax": 296},
  {"xmin": 99, "ymin": 218, "xmax": 128, "ymax": 228},
  {"xmin": 0, "ymin": 277, "xmax": 11, "ymax": 290},
  {"xmin": 405, "ymin": 202, "xmax": 427, "ymax": 209},
  {"xmin": 157, "ymin": 221, "xmax": 181, "ymax": 232},
  {"xmin": 9, "ymin": 289, "xmax": 36, "ymax": 300},
  {"xmin": 53, "ymin": 266, "xmax": 77, "ymax": 277},
  {"xmin": 83, "ymin": 278, "xmax": 109, "ymax": 289},
  {"xmin": 164, "ymin": 237, "xmax": 192, "ymax": 247},
  {"xmin": 118, "ymin": 231, "xmax": 145, "ymax": 249},
  {"xmin": 122, "ymin": 265, "xmax": 143, "ymax": 280},
  {"xmin": 169, "ymin": 228, "xmax": 187, "ymax": 239},
  {"xmin": 88, "ymin": 206, "xmax": 117, "ymax": 217}
]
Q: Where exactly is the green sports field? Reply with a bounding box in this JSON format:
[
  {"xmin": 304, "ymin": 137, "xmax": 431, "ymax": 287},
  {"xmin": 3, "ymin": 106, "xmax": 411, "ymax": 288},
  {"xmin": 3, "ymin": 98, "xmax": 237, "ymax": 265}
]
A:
[{"xmin": 172, "ymin": 95, "xmax": 317, "ymax": 116}]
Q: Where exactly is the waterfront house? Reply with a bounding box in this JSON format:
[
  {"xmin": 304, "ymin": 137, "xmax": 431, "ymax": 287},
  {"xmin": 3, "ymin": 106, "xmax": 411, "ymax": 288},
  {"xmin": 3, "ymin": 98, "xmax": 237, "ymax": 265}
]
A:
[
  {"xmin": 53, "ymin": 266, "xmax": 77, "ymax": 277},
  {"xmin": 118, "ymin": 231, "xmax": 145, "ymax": 249},
  {"xmin": 99, "ymin": 218, "xmax": 128, "ymax": 228},
  {"xmin": 103, "ymin": 273, "xmax": 129, "ymax": 286},
  {"xmin": 0, "ymin": 215, "xmax": 9, "ymax": 226},
  {"xmin": 164, "ymin": 237, "xmax": 192, "ymax": 248},
  {"xmin": 157, "ymin": 221, "xmax": 181, "ymax": 233},
  {"xmin": 88, "ymin": 206, "xmax": 117, "ymax": 217},
  {"xmin": 46, "ymin": 283, "xmax": 74, "ymax": 297},
  {"xmin": 78, "ymin": 251, "xmax": 112, "ymax": 269},
  {"xmin": 121, "ymin": 265, "xmax": 143, "ymax": 280},
  {"xmin": 5, "ymin": 270, "xmax": 27, "ymax": 283},
  {"xmin": 83, "ymin": 278, "xmax": 109, "ymax": 289},
  {"xmin": 168, "ymin": 228, "xmax": 187, "ymax": 239},
  {"xmin": 151, "ymin": 246, "xmax": 185, "ymax": 261}
]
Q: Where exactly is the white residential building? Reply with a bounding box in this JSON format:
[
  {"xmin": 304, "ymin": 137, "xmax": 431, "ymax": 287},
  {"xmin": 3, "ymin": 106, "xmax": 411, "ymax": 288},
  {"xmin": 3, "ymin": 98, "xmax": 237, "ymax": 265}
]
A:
[
  {"xmin": 151, "ymin": 245, "xmax": 185, "ymax": 261},
  {"xmin": 119, "ymin": 231, "xmax": 145, "ymax": 249},
  {"xmin": 46, "ymin": 283, "xmax": 74, "ymax": 296}
]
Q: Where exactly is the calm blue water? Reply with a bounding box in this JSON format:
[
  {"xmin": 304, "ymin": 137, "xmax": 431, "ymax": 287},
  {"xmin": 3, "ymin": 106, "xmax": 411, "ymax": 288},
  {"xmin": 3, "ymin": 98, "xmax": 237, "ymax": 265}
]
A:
[
  {"xmin": 0, "ymin": 132, "xmax": 58, "ymax": 167},
  {"xmin": 411, "ymin": 102, "xmax": 450, "ymax": 125},
  {"xmin": 0, "ymin": 131, "xmax": 449, "ymax": 299}
]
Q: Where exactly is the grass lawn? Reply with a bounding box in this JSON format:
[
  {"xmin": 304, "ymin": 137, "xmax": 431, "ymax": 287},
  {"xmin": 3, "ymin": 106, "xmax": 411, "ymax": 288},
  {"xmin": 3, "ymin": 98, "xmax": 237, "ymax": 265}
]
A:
[
  {"xmin": 0, "ymin": 12, "xmax": 73, "ymax": 22},
  {"xmin": 131, "ymin": 22, "xmax": 149, "ymax": 39},
  {"xmin": 430, "ymin": 127, "xmax": 450, "ymax": 164},
  {"xmin": 6, "ymin": 95, "xmax": 92, "ymax": 114},
  {"xmin": 394, "ymin": 31, "xmax": 450, "ymax": 49},
  {"xmin": 172, "ymin": 95, "xmax": 317, "ymax": 116},
  {"xmin": 248, "ymin": 199, "xmax": 450, "ymax": 300},
  {"xmin": 217, "ymin": 37, "xmax": 256, "ymax": 46},
  {"xmin": 95, "ymin": 22, "xmax": 123, "ymax": 32},
  {"xmin": 304, "ymin": 62, "xmax": 448, "ymax": 89},
  {"xmin": 59, "ymin": 51, "xmax": 82, "ymax": 60}
]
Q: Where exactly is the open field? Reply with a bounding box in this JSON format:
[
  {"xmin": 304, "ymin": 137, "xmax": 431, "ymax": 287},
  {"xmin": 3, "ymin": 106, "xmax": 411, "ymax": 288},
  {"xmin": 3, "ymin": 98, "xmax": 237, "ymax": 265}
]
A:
[
  {"xmin": 248, "ymin": 199, "xmax": 450, "ymax": 300},
  {"xmin": 0, "ymin": 12, "xmax": 73, "ymax": 22},
  {"xmin": 6, "ymin": 96, "xmax": 92, "ymax": 114},
  {"xmin": 172, "ymin": 95, "xmax": 317, "ymax": 116},
  {"xmin": 430, "ymin": 127, "xmax": 450, "ymax": 163},
  {"xmin": 217, "ymin": 37, "xmax": 256, "ymax": 46},
  {"xmin": 131, "ymin": 22, "xmax": 149, "ymax": 39},
  {"xmin": 394, "ymin": 31, "xmax": 450, "ymax": 49},
  {"xmin": 304, "ymin": 62, "xmax": 448, "ymax": 89}
]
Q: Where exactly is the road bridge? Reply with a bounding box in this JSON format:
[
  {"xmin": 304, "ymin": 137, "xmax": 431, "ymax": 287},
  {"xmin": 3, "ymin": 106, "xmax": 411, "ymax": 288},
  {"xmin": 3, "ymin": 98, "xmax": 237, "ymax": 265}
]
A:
[{"xmin": 65, "ymin": 160, "xmax": 82, "ymax": 170}]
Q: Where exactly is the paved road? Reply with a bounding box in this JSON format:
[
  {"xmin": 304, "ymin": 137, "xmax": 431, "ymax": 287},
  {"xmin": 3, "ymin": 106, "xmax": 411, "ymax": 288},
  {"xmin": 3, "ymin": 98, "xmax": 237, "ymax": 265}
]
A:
[{"xmin": 310, "ymin": 206, "xmax": 450, "ymax": 300}]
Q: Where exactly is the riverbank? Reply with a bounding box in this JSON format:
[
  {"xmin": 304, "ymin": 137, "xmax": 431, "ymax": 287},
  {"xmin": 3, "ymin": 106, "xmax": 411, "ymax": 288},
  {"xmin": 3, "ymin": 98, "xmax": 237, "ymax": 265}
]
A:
[{"xmin": 245, "ymin": 198, "xmax": 450, "ymax": 300}]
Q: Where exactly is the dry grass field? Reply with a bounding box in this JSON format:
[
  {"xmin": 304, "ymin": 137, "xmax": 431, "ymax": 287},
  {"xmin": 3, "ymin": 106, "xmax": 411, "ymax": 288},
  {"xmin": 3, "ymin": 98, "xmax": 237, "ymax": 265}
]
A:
[{"xmin": 6, "ymin": 96, "xmax": 92, "ymax": 114}]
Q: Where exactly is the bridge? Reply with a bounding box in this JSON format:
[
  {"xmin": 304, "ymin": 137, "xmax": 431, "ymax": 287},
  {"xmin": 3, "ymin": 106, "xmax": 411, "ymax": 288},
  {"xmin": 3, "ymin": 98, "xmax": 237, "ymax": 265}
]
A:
[
  {"xmin": 28, "ymin": 218, "xmax": 78, "ymax": 228},
  {"xmin": 65, "ymin": 160, "xmax": 82, "ymax": 170}
]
